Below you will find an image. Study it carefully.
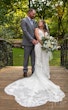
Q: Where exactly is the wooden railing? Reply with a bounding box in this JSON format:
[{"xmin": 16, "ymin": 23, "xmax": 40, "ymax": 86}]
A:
[{"xmin": 61, "ymin": 38, "xmax": 68, "ymax": 69}]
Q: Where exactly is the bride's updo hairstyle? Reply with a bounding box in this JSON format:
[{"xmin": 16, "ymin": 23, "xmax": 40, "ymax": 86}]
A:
[{"xmin": 38, "ymin": 20, "xmax": 47, "ymax": 32}]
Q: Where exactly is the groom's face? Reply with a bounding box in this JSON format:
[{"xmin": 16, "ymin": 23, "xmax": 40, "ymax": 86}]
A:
[{"xmin": 29, "ymin": 10, "xmax": 36, "ymax": 19}]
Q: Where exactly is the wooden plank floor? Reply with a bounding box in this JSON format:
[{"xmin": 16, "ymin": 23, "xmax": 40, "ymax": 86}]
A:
[{"xmin": 0, "ymin": 66, "xmax": 68, "ymax": 110}]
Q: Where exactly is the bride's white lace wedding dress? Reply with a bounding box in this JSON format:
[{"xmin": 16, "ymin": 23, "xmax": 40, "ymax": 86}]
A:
[{"xmin": 4, "ymin": 29, "xmax": 65, "ymax": 107}]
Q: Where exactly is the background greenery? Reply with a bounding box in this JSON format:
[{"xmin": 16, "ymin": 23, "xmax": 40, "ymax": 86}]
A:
[
  {"xmin": 0, "ymin": 0, "xmax": 68, "ymax": 41},
  {"xmin": 13, "ymin": 48, "xmax": 60, "ymax": 66},
  {"xmin": 0, "ymin": 0, "xmax": 67, "ymax": 67}
]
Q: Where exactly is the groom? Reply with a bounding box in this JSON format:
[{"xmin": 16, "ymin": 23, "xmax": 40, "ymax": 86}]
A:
[{"xmin": 21, "ymin": 9, "xmax": 38, "ymax": 77}]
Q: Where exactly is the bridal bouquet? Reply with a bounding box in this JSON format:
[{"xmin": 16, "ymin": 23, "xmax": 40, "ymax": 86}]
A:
[{"xmin": 41, "ymin": 35, "xmax": 58, "ymax": 52}]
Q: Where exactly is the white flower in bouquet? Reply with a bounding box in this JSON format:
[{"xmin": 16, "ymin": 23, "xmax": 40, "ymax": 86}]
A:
[{"xmin": 41, "ymin": 35, "xmax": 58, "ymax": 52}]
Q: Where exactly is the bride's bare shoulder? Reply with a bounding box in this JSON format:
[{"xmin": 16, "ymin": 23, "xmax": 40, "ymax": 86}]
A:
[
  {"xmin": 35, "ymin": 28, "xmax": 39, "ymax": 33},
  {"xmin": 35, "ymin": 28, "xmax": 39, "ymax": 31}
]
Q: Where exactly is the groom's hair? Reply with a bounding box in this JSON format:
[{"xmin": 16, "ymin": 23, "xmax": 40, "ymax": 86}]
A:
[{"xmin": 27, "ymin": 8, "xmax": 36, "ymax": 13}]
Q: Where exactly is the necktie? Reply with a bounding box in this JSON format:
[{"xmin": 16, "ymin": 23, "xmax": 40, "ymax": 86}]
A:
[{"xmin": 30, "ymin": 19, "xmax": 33, "ymax": 25}]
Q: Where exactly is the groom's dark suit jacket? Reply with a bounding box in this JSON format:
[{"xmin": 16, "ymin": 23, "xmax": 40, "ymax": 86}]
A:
[{"xmin": 21, "ymin": 17, "xmax": 37, "ymax": 46}]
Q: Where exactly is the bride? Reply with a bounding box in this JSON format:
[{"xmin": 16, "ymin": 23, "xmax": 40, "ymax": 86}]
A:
[{"xmin": 4, "ymin": 20, "xmax": 65, "ymax": 107}]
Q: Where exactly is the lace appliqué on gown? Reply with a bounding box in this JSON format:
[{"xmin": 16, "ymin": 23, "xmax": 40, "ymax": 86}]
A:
[
  {"xmin": 4, "ymin": 74, "xmax": 65, "ymax": 107},
  {"xmin": 4, "ymin": 30, "xmax": 65, "ymax": 107}
]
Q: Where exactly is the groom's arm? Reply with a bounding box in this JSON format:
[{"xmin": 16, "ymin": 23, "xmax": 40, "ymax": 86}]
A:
[{"xmin": 21, "ymin": 19, "xmax": 34, "ymax": 42}]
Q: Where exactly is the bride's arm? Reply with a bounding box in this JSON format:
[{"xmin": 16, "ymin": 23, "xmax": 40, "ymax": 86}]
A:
[{"xmin": 35, "ymin": 28, "xmax": 42, "ymax": 44}]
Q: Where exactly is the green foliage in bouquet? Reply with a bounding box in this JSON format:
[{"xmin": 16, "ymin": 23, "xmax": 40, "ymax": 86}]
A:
[{"xmin": 41, "ymin": 36, "xmax": 58, "ymax": 52}]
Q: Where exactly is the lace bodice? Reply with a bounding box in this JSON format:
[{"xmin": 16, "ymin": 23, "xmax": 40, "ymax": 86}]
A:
[{"xmin": 38, "ymin": 29, "xmax": 49, "ymax": 39}]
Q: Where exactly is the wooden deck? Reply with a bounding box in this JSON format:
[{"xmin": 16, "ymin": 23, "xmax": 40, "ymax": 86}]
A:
[{"xmin": 0, "ymin": 66, "xmax": 68, "ymax": 110}]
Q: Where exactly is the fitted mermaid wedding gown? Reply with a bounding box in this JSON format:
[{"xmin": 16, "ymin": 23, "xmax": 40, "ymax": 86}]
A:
[{"xmin": 4, "ymin": 29, "xmax": 65, "ymax": 107}]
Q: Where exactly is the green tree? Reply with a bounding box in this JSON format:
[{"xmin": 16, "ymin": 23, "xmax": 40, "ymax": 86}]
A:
[
  {"xmin": 0, "ymin": 0, "xmax": 68, "ymax": 40},
  {"xmin": 30, "ymin": 0, "xmax": 53, "ymax": 19},
  {"xmin": 29, "ymin": 0, "xmax": 68, "ymax": 38},
  {"xmin": 0, "ymin": 0, "xmax": 28, "ymax": 39},
  {"xmin": 50, "ymin": 0, "xmax": 68, "ymax": 37}
]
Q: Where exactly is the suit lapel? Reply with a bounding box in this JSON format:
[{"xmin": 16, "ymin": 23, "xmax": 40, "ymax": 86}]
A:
[{"xmin": 26, "ymin": 17, "xmax": 35, "ymax": 30}]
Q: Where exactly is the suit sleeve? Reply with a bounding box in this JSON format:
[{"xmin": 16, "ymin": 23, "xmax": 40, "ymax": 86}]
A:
[{"xmin": 21, "ymin": 19, "xmax": 34, "ymax": 42}]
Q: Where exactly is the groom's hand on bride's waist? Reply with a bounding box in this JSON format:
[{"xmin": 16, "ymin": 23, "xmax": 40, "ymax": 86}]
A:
[{"xmin": 32, "ymin": 39, "xmax": 38, "ymax": 45}]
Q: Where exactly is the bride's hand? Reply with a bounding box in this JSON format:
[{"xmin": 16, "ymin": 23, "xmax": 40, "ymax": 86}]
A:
[
  {"xmin": 32, "ymin": 39, "xmax": 38, "ymax": 45},
  {"xmin": 39, "ymin": 40, "xmax": 43, "ymax": 45}
]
